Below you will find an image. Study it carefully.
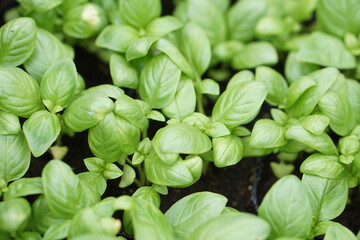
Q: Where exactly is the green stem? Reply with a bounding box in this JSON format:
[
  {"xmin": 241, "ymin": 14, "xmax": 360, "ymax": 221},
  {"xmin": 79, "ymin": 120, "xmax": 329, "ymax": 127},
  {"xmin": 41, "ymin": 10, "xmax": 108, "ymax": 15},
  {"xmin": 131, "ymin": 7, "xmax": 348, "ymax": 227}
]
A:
[{"xmin": 195, "ymin": 75, "xmax": 205, "ymax": 114}]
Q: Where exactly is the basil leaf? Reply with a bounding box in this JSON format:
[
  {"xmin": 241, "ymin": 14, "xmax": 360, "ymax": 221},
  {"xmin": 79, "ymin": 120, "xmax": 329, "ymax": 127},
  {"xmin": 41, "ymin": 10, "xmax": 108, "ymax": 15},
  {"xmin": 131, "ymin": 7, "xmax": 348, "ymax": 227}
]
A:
[
  {"xmin": 0, "ymin": 131, "xmax": 30, "ymax": 183},
  {"xmin": 302, "ymin": 174, "xmax": 348, "ymax": 223},
  {"xmin": 63, "ymin": 3, "xmax": 108, "ymax": 39},
  {"xmin": 119, "ymin": 164, "xmax": 136, "ymax": 188},
  {"xmin": 300, "ymin": 154, "xmax": 345, "ymax": 179},
  {"xmin": 284, "ymin": 52, "xmax": 319, "ymax": 83},
  {"xmin": 79, "ymin": 84, "xmax": 124, "ymax": 99},
  {"xmin": 227, "ymin": 0, "xmax": 267, "ymax": 42},
  {"xmin": 0, "ymin": 66, "xmax": 43, "ymax": 118},
  {"xmin": 187, "ymin": 212, "xmax": 271, "ymax": 240},
  {"xmin": 232, "ymin": 41, "xmax": 278, "ymax": 69},
  {"xmin": 42, "ymin": 160, "xmax": 88, "ymax": 218},
  {"xmin": 258, "ymin": 175, "xmax": 313, "ymax": 239},
  {"xmin": 296, "ymin": 32, "xmax": 356, "ymax": 69},
  {"xmin": 0, "ymin": 198, "xmax": 31, "ymax": 234},
  {"xmin": 299, "ymin": 114, "xmax": 330, "ymax": 135},
  {"xmin": 126, "ymin": 37, "xmax": 159, "ymax": 61},
  {"xmin": 145, "ymin": 153, "xmax": 202, "ymax": 187},
  {"xmin": 283, "ymin": 76, "xmax": 316, "ymax": 109},
  {"xmin": 212, "ymin": 81, "xmax": 267, "ymax": 128},
  {"xmin": 0, "ymin": 17, "xmax": 36, "ymax": 67},
  {"xmin": 255, "ymin": 66, "xmax": 288, "ymax": 106},
  {"xmin": 77, "ymin": 172, "xmax": 106, "ymax": 197},
  {"xmin": 139, "ymin": 54, "xmax": 181, "ymax": 109},
  {"xmin": 146, "ymin": 16, "xmax": 182, "ymax": 37},
  {"xmin": 317, "ymin": 0, "xmax": 360, "ymax": 37},
  {"xmin": 4, "ymin": 177, "xmax": 42, "ymax": 200},
  {"xmin": 213, "ymin": 135, "xmax": 244, "ymax": 168},
  {"xmin": 250, "ymin": 119, "xmax": 287, "ymax": 148},
  {"xmin": 285, "ymin": 125, "xmax": 338, "ymax": 155},
  {"xmin": 32, "ymin": 195, "xmax": 62, "ymax": 234},
  {"xmin": 109, "ymin": 54, "xmax": 139, "ymax": 89},
  {"xmin": 162, "ymin": 76, "xmax": 196, "ymax": 120},
  {"xmin": 43, "ymin": 220, "xmax": 71, "ymax": 240},
  {"xmin": 40, "ymin": 58, "xmax": 77, "ymax": 112},
  {"xmin": 23, "ymin": 110, "xmax": 61, "ymax": 157},
  {"xmin": 318, "ymin": 90, "xmax": 355, "ymax": 136},
  {"xmin": 179, "ymin": 23, "xmax": 211, "ymax": 77},
  {"xmin": 114, "ymin": 95, "xmax": 148, "ymax": 130},
  {"xmin": 119, "ymin": 0, "xmax": 161, "ymax": 29},
  {"xmin": 88, "ymin": 113, "xmax": 140, "ymax": 162},
  {"xmin": 24, "ymin": 28, "xmax": 73, "ymax": 82},
  {"xmin": 324, "ymin": 224, "xmax": 357, "ymax": 240},
  {"xmin": 152, "ymin": 123, "xmax": 211, "ymax": 164},
  {"xmin": 96, "ymin": 25, "xmax": 139, "ymax": 52},
  {"xmin": 165, "ymin": 192, "xmax": 227, "ymax": 240},
  {"xmin": 226, "ymin": 70, "xmax": 254, "ymax": 90},
  {"xmin": 0, "ymin": 111, "xmax": 20, "ymax": 135},
  {"xmin": 347, "ymin": 79, "xmax": 360, "ymax": 124},
  {"xmin": 18, "ymin": 0, "xmax": 62, "ymax": 13},
  {"xmin": 63, "ymin": 93, "xmax": 115, "ymax": 132},
  {"xmin": 205, "ymin": 122, "xmax": 230, "ymax": 138}
]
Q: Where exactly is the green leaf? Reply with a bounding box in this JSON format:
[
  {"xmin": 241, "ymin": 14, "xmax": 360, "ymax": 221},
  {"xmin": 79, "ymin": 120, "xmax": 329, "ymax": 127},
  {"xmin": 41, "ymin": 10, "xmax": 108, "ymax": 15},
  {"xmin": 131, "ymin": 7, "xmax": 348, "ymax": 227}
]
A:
[
  {"xmin": 114, "ymin": 95, "xmax": 148, "ymax": 130},
  {"xmin": 205, "ymin": 122, "xmax": 230, "ymax": 138},
  {"xmin": 255, "ymin": 16, "xmax": 286, "ymax": 37},
  {"xmin": 0, "ymin": 131, "xmax": 30, "ymax": 183},
  {"xmin": 179, "ymin": 23, "xmax": 211, "ymax": 76},
  {"xmin": 284, "ymin": 52, "xmax": 319, "ymax": 83},
  {"xmin": 317, "ymin": 0, "xmax": 360, "ymax": 37},
  {"xmin": 258, "ymin": 175, "xmax": 313, "ymax": 239},
  {"xmin": 103, "ymin": 163, "xmax": 123, "ymax": 180},
  {"xmin": 133, "ymin": 186, "xmax": 161, "ymax": 207},
  {"xmin": 300, "ymin": 154, "xmax": 345, "ymax": 179},
  {"xmin": 131, "ymin": 198, "xmax": 174, "ymax": 240},
  {"xmin": 162, "ymin": 76, "xmax": 196, "ymax": 120},
  {"xmin": 147, "ymin": 110, "xmax": 166, "ymax": 122},
  {"xmin": 109, "ymin": 54, "xmax": 139, "ymax": 89},
  {"xmin": 0, "ymin": 111, "xmax": 20, "ymax": 135},
  {"xmin": 40, "ymin": 58, "xmax": 77, "ymax": 112},
  {"xmin": 318, "ymin": 90, "xmax": 355, "ymax": 136},
  {"xmin": 250, "ymin": 119, "xmax": 287, "ymax": 149},
  {"xmin": 146, "ymin": 16, "xmax": 183, "ymax": 37},
  {"xmin": 0, "ymin": 66, "xmax": 43, "ymax": 118},
  {"xmin": 255, "ymin": 66, "xmax": 288, "ymax": 106},
  {"xmin": 212, "ymin": 81, "xmax": 267, "ymax": 128},
  {"xmin": 213, "ymin": 135, "xmax": 244, "ymax": 168},
  {"xmin": 302, "ymin": 174, "xmax": 348, "ymax": 223},
  {"xmin": 126, "ymin": 37, "xmax": 159, "ymax": 61},
  {"xmin": 79, "ymin": 84, "xmax": 124, "ymax": 99},
  {"xmin": 324, "ymin": 223, "xmax": 357, "ymax": 240},
  {"xmin": 119, "ymin": 164, "xmax": 136, "ymax": 188},
  {"xmin": 200, "ymin": 79, "xmax": 220, "ymax": 95},
  {"xmin": 0, "ymin": 198, "xmax": 31, "ymax": 234},
  {"xmin": 152, "ymin": 123, "xmax": 211, "ymax": 165},
  {"xmin": 23, "ymin": 111, "xmax": 60, "ymax": 157},
  {"xmin": 232, "ymin": 42, "xmax": 278, "ymax": 69},
  {"xmin": 24, "ymin": 28, "xmax": 73, "ymax": 82},
  {"xmin": 347, "ymin": 79, "xmax": 360, "ymax": 124},
  {"xmin": 84, "ymin": 157, "xmax": 106, "ymax": 173},
  {"xmin": 63, "ymin": 93, "xmax": 115, "ymax": 132},
  {"xmin": 165, "ymin": 192, "xmax": 227, "ymax": 240},
  {"xmin": 213, "ymin": 40, "xmax": 244, "ymax": 62},
  {"xmin": 4, "ymin": 177, "xmax": 42, "ymax": 200},
  {"xmin": 18, "ymin": 0, "xmax": 62, "ymax": 13},
  {"xmin": 88, "ymin": 113, "xmax": 140, "ymax": 162},
  {"xmin": 43, "ymin": 220, "xmax": 71, "ymax": 240},
  {"xmin": 0, "ymin": 17, "xmax": 36, "ymax": 67},
  {"xmin": 77, "ymin": 172, "xmax": 106, "ymax": 197},
  {"xmin": 63, "ymin": 3, "xmax": 108, "ymax": 39},
  {"xmin": 283, "ymin": 76, "xmax": 316, "ymax": 109},
  {"xmin": 96, "ymin": 25, "xmax": 139, "ymax": 52},
  {"xmin": 187, "ymin": 212, "xmax": 271, "ymax": 240},
  {"xmin": 119, "ymin": 0, "xmax": 161, "ymax": 29},
  {"xmin": 296, "ymin": 32, "xmax": 356, "ymax": 69},
  {"xmin": 42, "ymin": 160, "xmax": 87, "ymax": 218},
  {"xmin": 227, "ymin": 0, "xmax": 267, "ymax": 42},
  {"xmin": 285, "ymin": 125, "xmax": 338, "ymax": 155},
  {"xmin": 145, "ymin": 152, "xmax": 202, "ymax": 187},
  {"xmin": 299, "ymin": 115, "xmax": 330, "ymax": 135},
  {"xmin": 226, "ymin": 70, "xmax": 254, "ymax": 90},
  {"xmin": 139, "ymin": 54, "xmax": 181, "ymax": 108},
  {"xmin": 339, "ymin": 135, "xmax": 359, "ymax": 155}
]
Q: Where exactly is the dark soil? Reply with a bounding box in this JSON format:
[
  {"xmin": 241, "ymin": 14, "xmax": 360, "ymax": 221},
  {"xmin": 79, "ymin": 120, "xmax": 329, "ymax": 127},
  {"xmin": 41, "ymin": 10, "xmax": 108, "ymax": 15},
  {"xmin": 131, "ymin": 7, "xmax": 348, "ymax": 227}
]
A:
[{"xmin": 1, "ymin": 0, "xmax": 360, "ymax": 238}]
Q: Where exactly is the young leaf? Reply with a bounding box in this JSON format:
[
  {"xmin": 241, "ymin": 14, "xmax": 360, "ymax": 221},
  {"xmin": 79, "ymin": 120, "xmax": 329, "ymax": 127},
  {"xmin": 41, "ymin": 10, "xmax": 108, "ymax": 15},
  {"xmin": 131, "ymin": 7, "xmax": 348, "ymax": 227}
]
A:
[
  {"xmin": 126, "ymin": 37, "xmax": 159, "ymax": 61},
  {"xmin": 119, "ymin": 0, "xmax": 161, "ymax": 29},
  {"xmin": 146, "ymin": 16, "xmax": 183, "ymax": 37},
  {"xmin": 296, "ymin": 32, "xmax": 356, "ymax": 69},
  {"xmin": 283, "ymin": 76, "xmax": 316, "ymax": 109},
  {"xmin": 232, "ymin": 42, "xmax": 278, "ymax": 69},
  {"xmin": 0, "ymin": 198, "xmax": 31, "ymax": 234},
  {"xmin": 0, "ymin": 111, "xmax": 20, "ymax": 135},
  {"xmin": 212, "ymin": 81, "xmax": 267, "ymax": 128},
  {"xmin": 226, "ymin": 70, "xmax": 254, "ymax": 90},
  {"xmin": 200, "ymin": 79, "xmax": 220, "ymax": 95},
  {"xmin": 212, "ymin": 135, "xmax": 244, "ymax": 168},
  {"xmin": 324, "ymin": 223, "xmax": 357, "ymax": 240},
  {"xmin": 109, "ymin": 54, "xmax": 139, "ymax": 89},
  {"xmin": 0, "ymin": 66, "xmax": 44, "ymax": 118},
  {"xmin": 96, "ymin": 25, "xmax": 139, "ymax": 52},
  {"xmin": 119, "ymin": 164, "xmax": 136, "ymax": 188},
  {"xmin": 302, "ymin": 174, "xmax": 348, "ymax": 223},
  {"xmin": 23, "ymin": 111, "xmax": 61, "ymax": 157},
  {"xmin": 165, "ymin": 192, "xmax": 227, "ymax": 240},
  {"xmin": 258, "ymin": 175, "xmax": 313, "ymax": 239},
  {"xmin": 187, "ymin": 212, "xmax": 271, "ymax": 240},
  {"xmin": 284, "ymin": 52, "xmax": 319, "ymax": 83},
  {"xmin": 4, "ymin": 177, "xmax": 43, "ymax": 200},
  {"xmin": 250, "ymin": 119, "xmax": 287, "ymax": 148},
  {"xmin": 43, "ymin": 220, "xmax": 71, "ymax": 240},
  {"xmin": 114, "ymin": 95, "xmax": 148, "ymax": 130},
  {"xmin": 300, "ymin": 154, "xmax": 345, "ymax": 179},
  {"xmin": 24, "ymin": 28, "xmax": 74, "ymax": 82},
  {"xmin": 299, "ymin": 115, "xmax": 330, "ymax": 135},
  {"xmin": 347, "ymin": 79, "xmax": 360, "ymax": 124},
  {"xmin": 205, "ymin": 122, "xmax": 230, "ymax": 138},
  {"xmin": 103, "ymin": 163, "xmax": 123, "ymax": 180},
  {"xmin": 40, "ymin": 58, "xmax": 77, "ymax": 112},
  {"xmin": 88, "ymin": 113, "xmax": 140, "ymax": 162},
  {"xmin": 0, "ymin": 131, "xmax": 30, "ymax": 183},
  {"xmin": 0, "ymin": 17, "xmax": 36, "ymax": 67},
  {"xmin": 139, "ymin": 54, "xmax": 181, "ymax": 108}
]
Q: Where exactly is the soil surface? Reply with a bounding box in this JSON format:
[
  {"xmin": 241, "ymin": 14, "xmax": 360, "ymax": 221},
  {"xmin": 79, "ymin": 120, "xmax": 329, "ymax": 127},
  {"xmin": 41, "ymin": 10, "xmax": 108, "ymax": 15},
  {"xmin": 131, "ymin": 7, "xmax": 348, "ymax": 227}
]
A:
[{"xmin": 1, "ymin": 0, "xmax": 360, "ymax": 238}]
